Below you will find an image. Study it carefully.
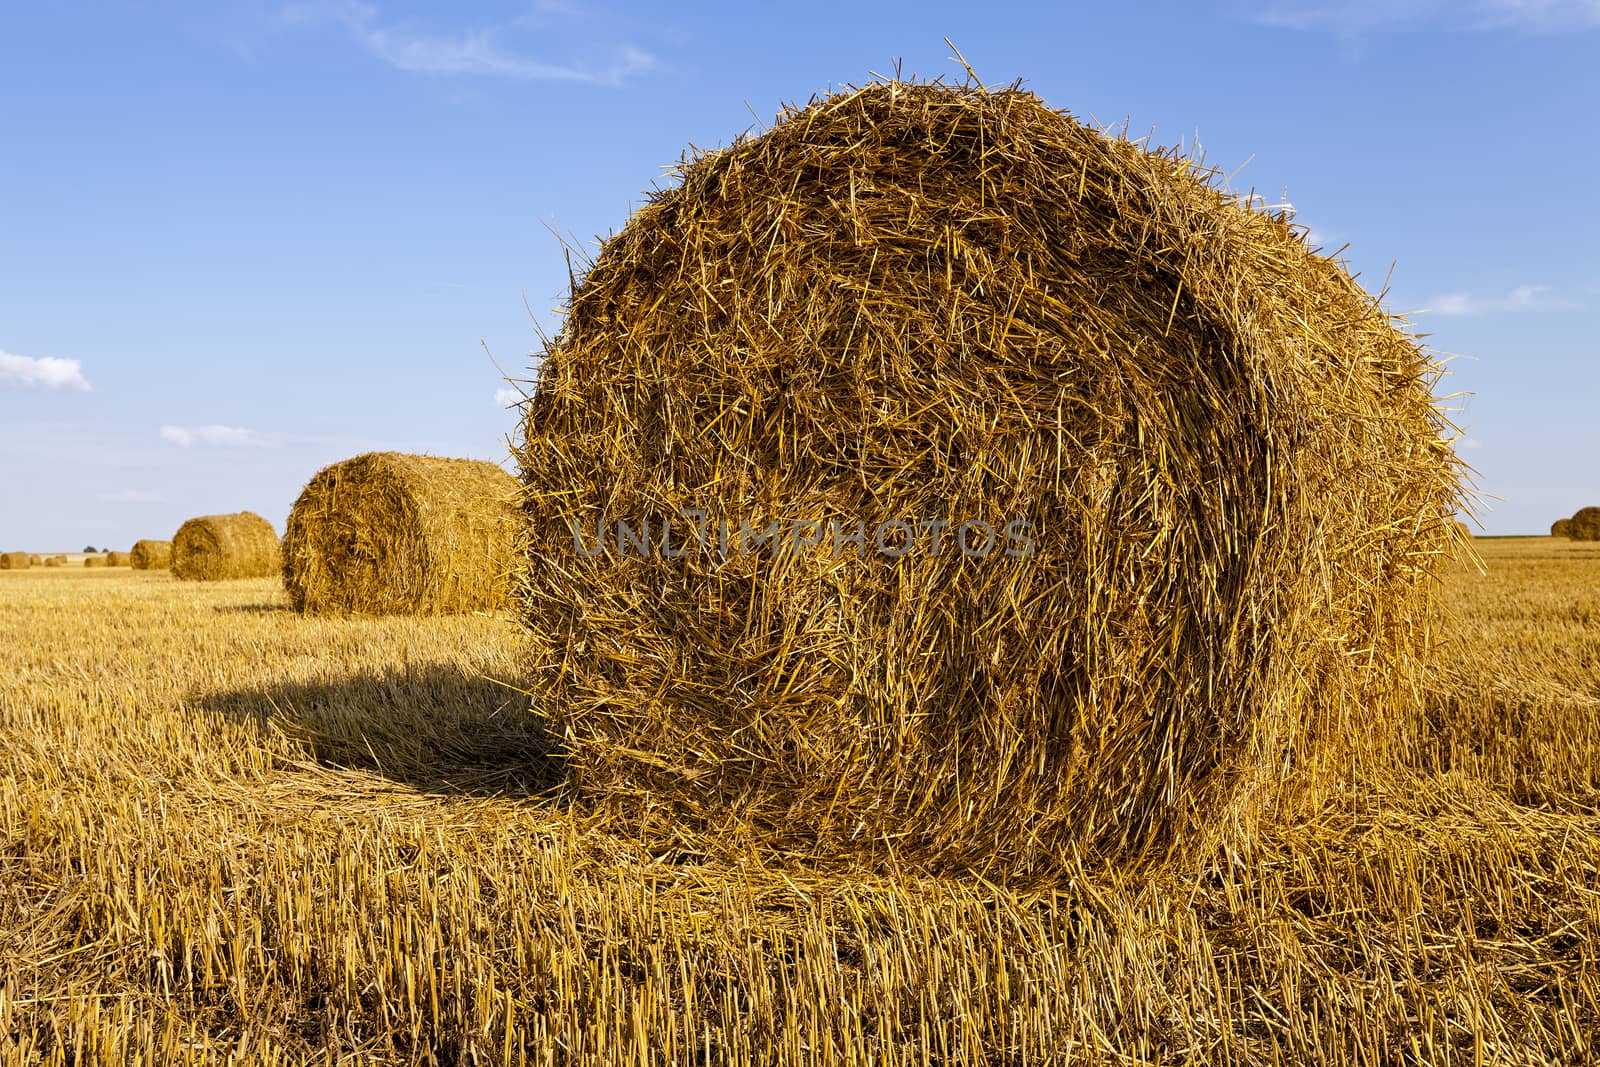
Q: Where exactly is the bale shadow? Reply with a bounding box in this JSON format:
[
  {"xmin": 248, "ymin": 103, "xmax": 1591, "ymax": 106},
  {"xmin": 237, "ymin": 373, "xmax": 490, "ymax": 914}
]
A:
[{"xmin": 195, "ymin": 665, "xmax": 567, "ymax": 799}]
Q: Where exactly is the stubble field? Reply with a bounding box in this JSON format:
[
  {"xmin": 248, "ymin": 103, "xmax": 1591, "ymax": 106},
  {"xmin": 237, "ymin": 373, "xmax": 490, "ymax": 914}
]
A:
[{"xmin": 3, "ymin": 537, "xmax": 1599, "ymax": 1064}]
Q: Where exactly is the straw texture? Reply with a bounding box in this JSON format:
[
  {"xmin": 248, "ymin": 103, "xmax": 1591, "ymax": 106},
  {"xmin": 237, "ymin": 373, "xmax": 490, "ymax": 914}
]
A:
[
  {"xmin": 282, "ymin": 452, "xmax": 518, "ymax": 616},
  {"xmin": 131, "ymin": 540, "xmax": 171, "ymax": 570},
  {"xmin": 1551, "ymin": 519, "xmax": 1571, "ymax": 539},
  {"xmin": 172, "ymin": 512, "xmax": 280, "ymax": 581},
  {"xmin": 0, "ymin": 552, "xmax": 30, "ymax": 570},
  {"xmin": 513, "ymin": 80, "xmax": 1464, "ymax": 873}
]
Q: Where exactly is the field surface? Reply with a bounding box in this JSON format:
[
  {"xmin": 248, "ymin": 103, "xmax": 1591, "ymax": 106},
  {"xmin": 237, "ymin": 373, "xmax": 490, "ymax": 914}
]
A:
[{"xmin": 3, "ymin": 538, "xmax": 1599, "ymax": 1064}]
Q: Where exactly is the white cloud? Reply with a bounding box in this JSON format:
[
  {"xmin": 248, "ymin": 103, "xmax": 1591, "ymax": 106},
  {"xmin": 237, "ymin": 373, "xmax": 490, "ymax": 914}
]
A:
[
  {"xmin": 98, "ymin": 489, "xmax": 165, "ymax": 504},
  {"xmin": 1253, "ymin": 0, "xmax": 1600, "ymax": 32},
  {"xmin": 282, "ymin": 2, "xmax": 657, "ymax": 87},
  {"xmin": 0, "ymin": 350, "xmax": 91, "ymax": 390},
  {"xmin": 159, "ymin": 424, "xmax": 270, "ymax": 447},
  {"xmin": 1426, "ymin": 283, "xmax": 1572, "ymax": 316},
  {"xmin": 495, "ymin": 386, "xmax": 526, "ymax": 409},
  {"xmin": 1474, "ymin": 0, "xmax": 1600, "ymax": 29}
]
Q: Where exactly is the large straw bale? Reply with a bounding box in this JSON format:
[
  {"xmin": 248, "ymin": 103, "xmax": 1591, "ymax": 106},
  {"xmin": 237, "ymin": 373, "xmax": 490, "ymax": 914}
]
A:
[
  {"xmin": 130, "ymin": 540, "xmax": 171, "ymax": 570},
  {"xmin": 513, "ymin": 80, "xmax": 1464, "ymax": 872},
  {"xmin": 104, "ymin": 551, "xmax": 130, "ymax": 567},
  {"xmin": 282, "ymin": 452, "xmax": 518, "ymax": 616},
  {"xmin": 0, "ymin": 552, "xmax": 30, "ymax": 569},
  {"xmin": 1551, "ymin": 518, "xmax": 1572, "ymax": 539},
  {"xmin": 171, "ymin": 512, "xmax": 280, "ymax": 581}
]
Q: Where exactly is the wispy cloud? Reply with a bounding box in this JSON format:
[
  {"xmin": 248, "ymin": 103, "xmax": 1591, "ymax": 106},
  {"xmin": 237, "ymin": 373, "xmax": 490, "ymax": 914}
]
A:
[
  {"xmin": 282, "ymin": 1, "xmax": 657, "ymax": 87},
  {"xmin": 1474, "ymin": 0, "xmax": 1600, "ymax": 30},
  {"xmin": 1253, "ymin": 0, "xmax": 1600, "ymax": 32},
  {"xmin": 159, "ymin": 424, "xmax": 271, "ymax": 447},
  {"xmin": 0, "ymin": 350, "xmax": 91, "ymax": 390},
  {"xmin": 1425, "ymin": 283, "xmax": 1576, "ymax": 316},
  {"xmin": 98, "ymin": 489, "xmax": 165, "ymax": 504},
  {"xmin": 494, "ymin": 386, "xmax": 525, "ymax": 409}
]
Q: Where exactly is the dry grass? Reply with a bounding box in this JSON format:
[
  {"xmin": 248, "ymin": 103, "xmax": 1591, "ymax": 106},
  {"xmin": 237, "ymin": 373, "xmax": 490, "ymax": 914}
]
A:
[
  {"xmin": 515, "ymin": 79, "xmax": 1462, "ymax": 875},
  {"xmin": 130, "ymin": 540, "xmax": 171, "ymax": 570},
  {"xmin": 283, "ymin": 452, "xmax": 518, "ymax": 616},
  {"xmin": 172, "ymin": 512, "xmax": 281, "ymax": 581},
  {"xmin": 2, "ymin": 537, "xmax": 1597, "ymax": 1063}
]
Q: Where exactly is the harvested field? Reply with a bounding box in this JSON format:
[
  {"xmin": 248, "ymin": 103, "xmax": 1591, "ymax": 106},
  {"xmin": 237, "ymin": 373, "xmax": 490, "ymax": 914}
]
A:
[{"xmin": 2, "ymin": 537, "xmax": 1597, "ymax": 1063}]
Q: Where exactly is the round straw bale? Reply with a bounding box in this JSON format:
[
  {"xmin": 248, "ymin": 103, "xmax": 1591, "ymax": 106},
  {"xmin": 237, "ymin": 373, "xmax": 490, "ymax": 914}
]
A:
[
  {"xmin": 84, "ymin": 555, "xmax": 106, "ymax": 567},
  {"xmin": 0, "ymin": 552, "xmax": 30, "ymax": 569},
  {"xmin": 513, "ymin": 80, "xmax": 1465, "ymax": 872},
  {"xmin": 28, "ymin": 554, "xmax": 42, "ymax": 566},
  {"xmin": 1551, "ymin": 518, "xmax": 1572, "ymax": 539},
  {"xmin": 130, "ymin": 539, "xmax": 172, "ymax": 570},
  {"xmin": 1566, "ymin": 507, "xmax": 1600, "ymax": 541},
  {"xmin": 283, "ymin": 452, "xmax": 518, "ymax": 616},
  {"xmin": 171, "ymin": 512, "xmax": 280, "ymax": 580},
  {"xmin": 44, "ymin": 555, "xmax": 65, "ymax": 567},
  {"xmin": 104, "ymin": 551, "xmax": 130, "ymax": 567}
]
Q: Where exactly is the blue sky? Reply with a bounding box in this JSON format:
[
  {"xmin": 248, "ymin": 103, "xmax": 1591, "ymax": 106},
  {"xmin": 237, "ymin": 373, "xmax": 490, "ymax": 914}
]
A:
[{"xmin": 2, "ymin": 1, "xmax": 1597, "ymax": 548}]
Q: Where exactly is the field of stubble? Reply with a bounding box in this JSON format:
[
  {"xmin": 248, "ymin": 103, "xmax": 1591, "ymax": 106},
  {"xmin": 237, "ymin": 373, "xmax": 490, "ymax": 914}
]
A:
[{"xmin": 3, "ymin": 537, "xmax": 1599, "ymax": 1065}]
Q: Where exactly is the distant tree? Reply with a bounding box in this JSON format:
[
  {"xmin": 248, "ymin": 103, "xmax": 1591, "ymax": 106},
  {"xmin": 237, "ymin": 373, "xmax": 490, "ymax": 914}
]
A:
[{"xmin": 83, "ymin": 545, "xmax": 98, "ymax": 553}]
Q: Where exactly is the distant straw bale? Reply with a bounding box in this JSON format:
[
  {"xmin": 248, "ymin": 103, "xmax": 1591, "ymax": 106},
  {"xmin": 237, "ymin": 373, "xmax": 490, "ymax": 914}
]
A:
[
  {"xmin": 283, "ymin": 452, "xmax": 518, "ymax": 616},
  {"xmin": 28, "ymin": 554, "xmax": 42, "ymax": 566},
  {"xmin": 0, "ymin": 552, "xmax": 30, "ymax": 570},
  {"xmin": 1552, "ymin": 518, "xmax": 1572, "ymax": 539},
  {"xmin": 104, "ymin": 551, "xmax": 130, "ymax": 567},
  {"xmin": 513, "ymin": 79, "xmax": 1465, "ymax": 873},
  {"xmin": 1565, "ymin": 507, "xmax": 1600, "ymax": 541},
  {"xmin": 44, "ymin": 555, "xmax": 65, "ymax": 567},
  {"xmin": 84, "ymin": 555, "xmax": 106, "ymax": 568},
  {"xmin": 171, "ymin": 512, "xmax": 280, "ymax": 581},
  {"xmin": 130, "ymin": 540, "xmax": 171, "ymax": 570}
]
